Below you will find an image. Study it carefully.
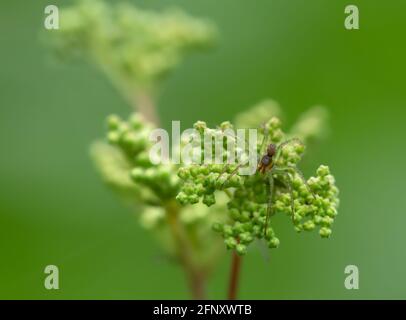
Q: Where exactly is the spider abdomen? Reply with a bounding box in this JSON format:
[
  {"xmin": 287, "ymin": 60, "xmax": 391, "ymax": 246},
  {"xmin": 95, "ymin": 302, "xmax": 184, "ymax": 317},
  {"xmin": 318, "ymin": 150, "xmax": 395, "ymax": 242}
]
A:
[
  {"xmin": 258, "ymin": 155, "xmax": 273, "ymax": 174},
  {"xmin": 261, "ymin": 155, "xmax": 271, "ymax": 166}
]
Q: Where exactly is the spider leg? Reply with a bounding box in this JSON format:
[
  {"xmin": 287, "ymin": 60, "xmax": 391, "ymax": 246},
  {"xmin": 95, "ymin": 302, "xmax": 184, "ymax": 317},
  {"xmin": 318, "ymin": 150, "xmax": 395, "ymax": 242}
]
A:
[
  {"xmin": 218, "ymin": 163, "xmax": 244, "ymax": 189},
  {"xmin": 285, "ymin": 173, "xmax": 295, "ymax": 223},
  {"xmin": 258, "ymin": 123, "xmax": 269, "ymax": 160},
  {"xmin": 264, "ymin": 172, "xmax": 274, "ymax": 237},
  {"xmin": 216, "ymin": 163, "xmax": 231, "ymax": 181},
  {"xmin": 275, "ymin": 138, "xmax": 304, "ymax": 162},
  {"xmin": 217, "ymin": 122, "xmax": 268, "ymax": 186},
  {"xmin": 284, "ymin": 165, "xmax": 316, "ymax": 200},
  {"xmin": 215, "ymin": 128, "xmax": 253, "ymax": 182},
  {"xmin": 216, "ymin": 159, "xmax": 245, "ymax": 184},
  {"xmin": 277, "ymin": 137, "xmax": 304, "ymax": 152}
]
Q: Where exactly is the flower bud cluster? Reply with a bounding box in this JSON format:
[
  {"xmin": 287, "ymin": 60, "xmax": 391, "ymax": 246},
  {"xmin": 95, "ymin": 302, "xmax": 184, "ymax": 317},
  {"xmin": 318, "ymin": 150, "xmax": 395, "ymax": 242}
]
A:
[
  {"xmin": 177, "ymin": 116, "xmax": 339, "ymax": 255},
  {"xmin": 99, "ymin": 113, "xmax": 180, "ymax": 205}
]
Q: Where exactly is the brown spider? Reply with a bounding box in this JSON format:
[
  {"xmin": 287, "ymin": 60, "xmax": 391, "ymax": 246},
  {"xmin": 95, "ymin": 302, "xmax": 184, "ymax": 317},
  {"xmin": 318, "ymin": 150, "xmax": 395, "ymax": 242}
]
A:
[{"xmin": 218, "ymin": 132, "xmax": 315, "ymax": 237}]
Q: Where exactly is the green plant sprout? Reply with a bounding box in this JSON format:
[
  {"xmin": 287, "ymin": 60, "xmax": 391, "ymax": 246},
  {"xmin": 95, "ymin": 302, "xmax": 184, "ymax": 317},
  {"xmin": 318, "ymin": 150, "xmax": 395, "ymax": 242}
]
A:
[{"xmin": 45, "ymin": 0, "xmax": 339, "ymax": 300}]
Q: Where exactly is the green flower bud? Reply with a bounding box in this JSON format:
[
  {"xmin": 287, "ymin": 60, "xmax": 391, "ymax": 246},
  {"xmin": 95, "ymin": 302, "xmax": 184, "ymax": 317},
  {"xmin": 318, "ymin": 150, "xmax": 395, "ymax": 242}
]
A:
[
  {"xmin": 129, "ymin": 113, "xmax": 144, "ymax": 130},
  {"xmin": 107, "ymin": 115, "xmax": 121, "ymax": 130},
  {"xmin": 188, "ymin": 194, "xmax": 200, "ymax": 204},
  {"xmin": 314, "ymin": 215, "xmax": 322, "ymax": 225},
  {"xmin": 200, "ymin": 165, "xmax": 210, "ymax": 175},
  {"xmin": 233, "ymin": 222, "xmax": 245, "ymax": 235},
  {"xmin": 229, "ymin": 208, "xmax": 241, "ymax": 220},
  {"xmin": 264, "ymin": 228, "xmax": 275, "ymax": 240},
  {"xmin": 303, "ymin": 221, "xmax": 315, "ymax": 231},
  {"xmin": 223, "ymin": 225, "xmax": 233, "ymax": 237},
  {"xmin": 122, "ymin": 131, "xmax": 144, "ymax": 152},
  {"xmin": 193, "ymin": 121, "xmax": 207, "ymax": 134},
  {"xmin": 212, "ymin": 222, "xmax": 224, "ymax": 233},
  {"xmin": 220, "ymin": 121, "xmax": 233, "ymax": 130},
  {"xmin": 131, "ymin": 168, "xmax": 144, "ymax": 181},
  {"xmin": 225, "ymin": 237, "xmax": 237, "ymax": 249},
  {"xmin": 195, "ymin": 183, "xmax": 205, "ymax": 196},
  {"xmin": 252, "ymin": 225, "xmax": 262, "ymax": 236},
  {"xmin": 319, "ymin": 227, "xmax": 332, "ymax": 238},
  {"xmin": 271, "ymin": 129, "xmax": 283, "ymax": 143},
  {"xmin": 107, "ymin": 131, "xmax": 120, "ymax": 144},
  {"xmin": 317, "ymin": 165, "xmax": 330, "ymax": 177},
  {"xmin": 177, "ymin": 167, "xmax": 190, "ymax": 179},
  {"xmin": 326, "ymin": 207, "xmax": 338, "ymax": 217},
  {"xmin": 239, "ymin": 211, "xmax": 250, "ymax": 222},
  {"xmin": 117, "ymin": 123, "xmax": 130, "ymax": 136},
  {"xmin": 268, "ymin": 237, "xmax": 280, "ymax": 248},
  {"xmin": 190, "ymin": 166, "xmax": 200, "ymax": 177},
  {"xmin": 269, "ymin": 117, "xmax": 281, "ymax": 129},
  {"xmin": 203, "ymin": 193, "xmax": 216, "ymax": 206},
  {"xmin": 239, "ymin": 232, "xmax": 253, "ymax": 244},
  {"xmin": 242, "ymin": 222, "xmax": 254, "ymax": 232},
  {"xmin": 236, "ymin": 244, "xmax": 247, "ymax": 255},
  {"xmin": 176, "ymin": 192, "xmax": 188, "ymax": 205},
  {"xmin": 134, "ymin": 152, "xmax": 151, "ymax": 167},
  {"xmin": 321, "ymin": 216, "xmax": 334, "ymax": 227},
  {"xmin": 294, "ymin": 143, "xmax": 305, "ymax": 154}
]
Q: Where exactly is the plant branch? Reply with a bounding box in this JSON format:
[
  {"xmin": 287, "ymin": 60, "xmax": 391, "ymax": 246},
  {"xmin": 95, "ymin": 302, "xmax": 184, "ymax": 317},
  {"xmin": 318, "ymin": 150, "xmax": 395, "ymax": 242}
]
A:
[
  {"xmin": 99, "ymin": 62, "xmax": 160, "ymax": 126},
  {"xmin": 126, "ymin": 87, "xmax": 204, "ymax": 298},
  {"xmin": 165, "ymin": 201, "xmax": 207, "ymax": 300},
  {"xmin": 131, "ymin": 90, "xmax": 160, "ymax": 126}
]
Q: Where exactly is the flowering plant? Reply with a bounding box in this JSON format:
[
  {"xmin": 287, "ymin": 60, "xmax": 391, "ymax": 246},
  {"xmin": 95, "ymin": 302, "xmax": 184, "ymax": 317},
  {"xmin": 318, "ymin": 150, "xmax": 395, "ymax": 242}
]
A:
[{"xmin": 45, "ymin": 0, "xmax": 339, "ymax": 299}]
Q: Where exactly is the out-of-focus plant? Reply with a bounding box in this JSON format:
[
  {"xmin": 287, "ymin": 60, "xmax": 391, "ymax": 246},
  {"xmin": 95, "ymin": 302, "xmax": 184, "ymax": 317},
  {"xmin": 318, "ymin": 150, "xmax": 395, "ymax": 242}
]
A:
[
  {"xmin": 47, "ymin": 0, "xmax": 216, "ymax": 124},
  {"xmin": 45, "ymin": 0, "xmax": 339, "ymax": 299},
  {"xmin": 91, "ymin": 113, "xmax": 227, "ymax": 298}
]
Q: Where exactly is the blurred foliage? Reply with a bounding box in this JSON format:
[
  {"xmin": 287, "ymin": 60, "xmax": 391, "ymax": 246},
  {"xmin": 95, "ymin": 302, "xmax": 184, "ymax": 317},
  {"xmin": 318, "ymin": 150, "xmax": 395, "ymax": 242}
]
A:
[{"xmin": 46, "ymin": 0, "xmax": 216, "ymax": 93}]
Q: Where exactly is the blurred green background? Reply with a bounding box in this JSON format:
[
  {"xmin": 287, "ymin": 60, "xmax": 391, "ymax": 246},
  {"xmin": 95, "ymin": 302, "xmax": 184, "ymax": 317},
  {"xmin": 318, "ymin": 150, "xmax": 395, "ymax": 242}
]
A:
[{"xmin": 1, "ymin": 0, "xmax": 405, "ymax": 299}]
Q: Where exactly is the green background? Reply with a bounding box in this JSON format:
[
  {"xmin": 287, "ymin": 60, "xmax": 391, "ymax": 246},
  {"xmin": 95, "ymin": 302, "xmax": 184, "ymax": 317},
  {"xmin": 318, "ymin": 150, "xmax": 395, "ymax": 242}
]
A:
[{"xmin": 1, "ymin": 0, "xmax": 405, "ymax": 299}]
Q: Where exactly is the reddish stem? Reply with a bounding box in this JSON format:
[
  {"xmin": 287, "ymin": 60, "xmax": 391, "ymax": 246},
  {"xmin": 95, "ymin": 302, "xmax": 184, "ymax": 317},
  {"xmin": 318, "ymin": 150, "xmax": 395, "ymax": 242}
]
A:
[{"xmin": 228, "ymin": 250, "xmax": 242, "ymax": 300}]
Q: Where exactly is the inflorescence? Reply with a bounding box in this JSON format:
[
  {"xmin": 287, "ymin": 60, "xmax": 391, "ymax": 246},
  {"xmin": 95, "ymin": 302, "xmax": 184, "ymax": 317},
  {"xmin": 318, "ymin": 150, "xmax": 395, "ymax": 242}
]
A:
[
  {"xmin": 176, "ymin": 117, "xmax": 339, "ymax": 255},
  {"xmin": 45, "ymin": 0, "xmax": 340, "ymax": 297},
  {"xmin": 46, "ymin": 0, "xmax": 216, "ymax": 89}
]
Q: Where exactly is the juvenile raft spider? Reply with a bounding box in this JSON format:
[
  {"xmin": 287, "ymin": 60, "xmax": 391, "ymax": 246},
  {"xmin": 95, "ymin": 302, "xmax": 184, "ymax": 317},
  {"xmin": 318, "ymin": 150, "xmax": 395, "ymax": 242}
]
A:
[{"xmin": 218, "ymin": 128, "xmax": 315, "ymax": 236}]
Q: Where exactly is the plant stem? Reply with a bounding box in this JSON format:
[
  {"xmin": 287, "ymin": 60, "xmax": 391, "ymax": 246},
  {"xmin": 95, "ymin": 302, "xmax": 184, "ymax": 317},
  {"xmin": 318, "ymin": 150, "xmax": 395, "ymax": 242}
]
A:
[
  {"xmin": 228, "ymin": 250, "xmax": 242, "ymax": 300},
  {"xmin": 165, "ymin": 201, "xmax": 207, "ymax": 300},
  {"xmin": 189, "ymin": 269, "xmax": 207, "ymax": 300},
  {"xmin": 99, "ymin": 62, "xmax": 160, "ymax": 125},
  {"xmin": 130, "ymin": 90, "xmax": 204, "ymax": 298},
  {"xmin": 126, "ymin": 88, "xmax": 207, "ymax": 298},
  {"xmin": 132, "ymin": 90, "xmax": 160, "ymax": 126}
]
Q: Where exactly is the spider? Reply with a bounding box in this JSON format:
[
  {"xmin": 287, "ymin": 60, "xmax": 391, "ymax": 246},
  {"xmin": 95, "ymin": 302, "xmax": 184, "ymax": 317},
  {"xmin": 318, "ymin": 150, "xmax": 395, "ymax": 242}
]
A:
[{"xmin": 217, "ymin": 129, "xmax": 315, "ymax": 237}]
